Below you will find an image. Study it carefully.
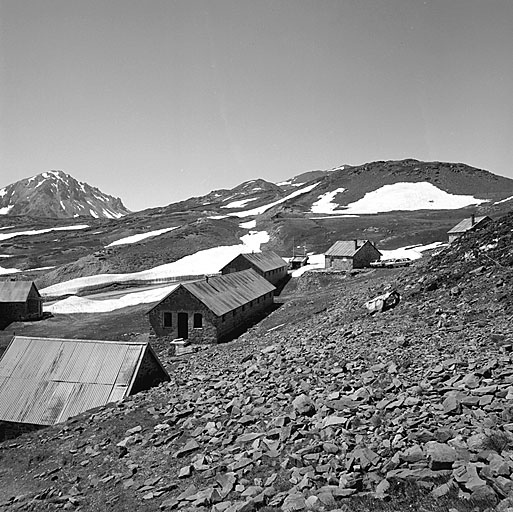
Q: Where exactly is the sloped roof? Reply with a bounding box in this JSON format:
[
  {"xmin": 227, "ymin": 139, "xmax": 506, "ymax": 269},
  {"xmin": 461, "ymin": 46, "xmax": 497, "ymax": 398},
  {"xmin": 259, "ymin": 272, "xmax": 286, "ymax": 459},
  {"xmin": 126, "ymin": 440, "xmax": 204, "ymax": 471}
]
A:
[
  {"xmin": 447, "ymin": 216, "xmax": 490, "ymax": 234},
  {"xmin": 0, "ymin": 336, "xmax": 169, "ymax": 426},
  {"xmin": 325, "ymin": 240, "xmax": 381, "ymax": 258},
  {"xmin": 0, "ymin": 281, "xmax": 39, "ymax": 303},
  {"xmin": 230, "ymin": 251, "xmax": 288, "ymax": 273},
  {"xmin": 150, "ymin": 269, "xmax": 276, "ymax": 317}
]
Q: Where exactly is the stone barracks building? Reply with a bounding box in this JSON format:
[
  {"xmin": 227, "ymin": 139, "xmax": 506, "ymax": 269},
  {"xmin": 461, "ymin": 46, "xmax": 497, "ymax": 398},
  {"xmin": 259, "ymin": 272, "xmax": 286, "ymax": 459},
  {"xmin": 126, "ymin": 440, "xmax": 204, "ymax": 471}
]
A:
[
  {"xmin": 220, "ymin": 251, "xmax": 288, "ymax": 286},
  {"xmin": 0, "ymin": 280, "xmax": 43, "ymax": 329},
  {"xmin": 148, "ymin": 269, "xmax": 275, "ymax": 344}
]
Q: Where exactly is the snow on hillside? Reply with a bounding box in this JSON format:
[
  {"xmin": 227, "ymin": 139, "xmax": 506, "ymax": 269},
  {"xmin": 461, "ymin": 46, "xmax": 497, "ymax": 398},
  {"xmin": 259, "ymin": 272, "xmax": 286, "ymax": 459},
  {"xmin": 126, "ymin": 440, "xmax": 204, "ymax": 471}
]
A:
[
  {"xmin": 311, "ymin": 188, "xmax": 346, "ymax": 214},
  {"xmin": 380, "ymin": 242, "xmax": 447, "ymax": 260},
  {"xmin": 239, "ymin": 220, "xmax": 256, "ymax": 229},
  {"xmin": 310, "ymin": 182, "xmax": 488, "ymax": 215},
  {"xmin": 45, "ymin": 284, "xmax": 179, "ymax": 314},
  {"xmin": 232, "ymin": 183, "xmax": 319, "ymax": 218},
  {"xmin": 0, "ymin": 265, "xmax": 21, "ymax": 275},
  {"xmin": 290, "ymin": 254, "xmax": 325, "ymax": 277},
  {"xmin": 106, "ymin": 227, "xmax": 178, "ymax": 247},
  {"xmin": 40, "ymin": 230, "xmax": 271, "ymax": 297},
  {"xmin": 221, "ymin": 198, "xmax": 259, "ymax": 209},
  {"xmin": 0, "ymin": 225, "xmax": 89, "ymax": 242}
]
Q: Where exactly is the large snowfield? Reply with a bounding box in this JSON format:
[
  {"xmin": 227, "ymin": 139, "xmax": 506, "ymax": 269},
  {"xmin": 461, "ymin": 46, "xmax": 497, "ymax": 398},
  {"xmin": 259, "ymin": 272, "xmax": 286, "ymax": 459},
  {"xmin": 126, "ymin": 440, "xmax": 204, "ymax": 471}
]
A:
[
  {"xmin": 41, "ymin": 230, "xmax": 272, "ymax": 298},
  {"xmin": 310, "ymin": 182, "xmax": 487, "ymax": 214}
]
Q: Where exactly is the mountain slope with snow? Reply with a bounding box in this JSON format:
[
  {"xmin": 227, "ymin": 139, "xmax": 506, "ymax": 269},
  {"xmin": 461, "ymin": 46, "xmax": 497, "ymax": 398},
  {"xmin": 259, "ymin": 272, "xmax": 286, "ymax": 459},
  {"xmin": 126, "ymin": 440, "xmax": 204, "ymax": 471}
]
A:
[{"xmin": 0, "ymin": 170, "xmax": 130, "ymax": 219}]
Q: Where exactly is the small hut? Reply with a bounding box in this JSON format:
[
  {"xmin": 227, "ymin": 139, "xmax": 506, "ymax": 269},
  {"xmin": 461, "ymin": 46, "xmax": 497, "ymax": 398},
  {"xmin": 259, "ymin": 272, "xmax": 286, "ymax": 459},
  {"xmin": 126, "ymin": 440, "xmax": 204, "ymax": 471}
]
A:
[
  {"xmin": 0, "ymin": 280, "xmax": 43, "ymax": 329},
  {"xmin": 325, "ymin": 240, "xmax": 381, "ymax": 271},
  {"xmin": 447, "ymin": 215, "xmax": 492, "ymax": 243}
]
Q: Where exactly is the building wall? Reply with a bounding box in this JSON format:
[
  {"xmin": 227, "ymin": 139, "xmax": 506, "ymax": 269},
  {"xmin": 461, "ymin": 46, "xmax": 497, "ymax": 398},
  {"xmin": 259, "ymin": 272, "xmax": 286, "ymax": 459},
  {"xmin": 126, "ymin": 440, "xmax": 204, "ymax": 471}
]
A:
[
  {"xmin": 26, "ymin": 286, "xmax": 43, "ymax": 319},
  {"xmin": 130, "ymin": 349, "xmax": 170, "ymax": 394},
  {"xmin": 149, "ymin": 286, "xmax": 274, "ymax": 344},
  {"xmin": 148, "ymin": 287, "xmax": 216, "ymax": 344},
  {"xmin": 0, "ymin": 420, "xmax": 42, "ymax": 442},
  {"xmin": 325, "ymin": 242, "xmax": 381, "ymax": 271},
  {"xmin": 214, "ymin": 292, "xmax": 273, "ymax": 342},
  {"xmin": 325, "ymin": 255, "xmax": 353, "ymax": 271},
  {"xmin": 353, "ymin": 242, "xmax": 381, "ymax": 268}
]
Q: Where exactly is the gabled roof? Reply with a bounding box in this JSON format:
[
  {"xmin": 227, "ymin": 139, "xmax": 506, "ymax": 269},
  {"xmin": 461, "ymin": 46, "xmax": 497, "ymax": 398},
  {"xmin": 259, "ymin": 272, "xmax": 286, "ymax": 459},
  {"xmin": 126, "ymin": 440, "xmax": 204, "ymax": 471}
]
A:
[
  {"xmin": 0, "ymin": 336, "xmax": 169, "ymax": 426},
  {"xmin": 447, "ymin": 216, "xmax": 490, "ymax": 234},
  {"xmin": 325, "ymin": 240, "xmax": 381, "ymax": 258},
  {"xmin": 227, "ymin": 251, "xmax": 288, "ymax": 273},
  {"xmin": 0, "ymin": 281, "xmax": 39, "ymax": 303},
  {"xmin": 150, "ymin": 269, "xmax": 276, "ymax": 317}
]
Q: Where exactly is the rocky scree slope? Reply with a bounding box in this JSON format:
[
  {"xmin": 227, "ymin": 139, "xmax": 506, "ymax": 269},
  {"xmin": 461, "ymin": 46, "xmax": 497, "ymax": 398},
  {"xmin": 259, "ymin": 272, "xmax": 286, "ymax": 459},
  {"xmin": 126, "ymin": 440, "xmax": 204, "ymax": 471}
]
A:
[
  {"xmin": 0, "ymin": 170, "xmax": 130, "ymax": 219},
  {"xmin": 1, "ymin": 216, "xmax": 513, "ymax": 511}
]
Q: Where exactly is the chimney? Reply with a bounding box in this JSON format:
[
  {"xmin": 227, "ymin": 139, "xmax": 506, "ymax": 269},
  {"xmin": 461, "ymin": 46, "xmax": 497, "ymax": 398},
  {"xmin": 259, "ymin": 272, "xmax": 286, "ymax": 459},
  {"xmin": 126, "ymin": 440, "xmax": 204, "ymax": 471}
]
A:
[
  {"xmin": 470, "ymin": 214, "xmax": 475, "ymax": 226},
  {"xmin": 354, "ymin": 239, "xmax": 358, "ymax": 249}
]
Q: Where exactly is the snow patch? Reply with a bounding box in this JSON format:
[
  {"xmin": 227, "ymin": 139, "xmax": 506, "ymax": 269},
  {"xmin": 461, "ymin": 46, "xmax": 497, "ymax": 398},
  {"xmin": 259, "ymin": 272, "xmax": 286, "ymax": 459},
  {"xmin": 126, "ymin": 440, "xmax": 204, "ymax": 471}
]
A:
[
  {"xmin": 341, "ymin": 182, "xmax": 487, "ymax": 214},
  {"xmin": 239, "ymin": 220, "xmax": 256, "ymax": 229},
  {"xmin": 107, "ymin": 227, "xmax": 178, "ymax": 247},
  {"xmin": 90, "ymin": 209, "xmax": 99, "ymax": 218},
  {"xmin": 0, "ymin": 188, "xmax": 6, "ymax": 198},
  {"xmin": 221, "ymin": 197, "xmax": 259, "ymax": 209},
  {"xmin": 380, "ymin": 242, "xmax": 447, "ymax": 261},
  {"xmin": 232, "ymin": 183, "xmax": 319, "ymax": 218},
  {"xmin": 240, "ymin": 231, "xmax": 269, "ymax": 251},
  {"xmin": 496, "ymin": 195, "xmax": 513, "ymax": 205},
  {"xmin": 0, "ymin": 205, "xmax": 14, "ymax": 215},
  {"xmin": 0, "ymin": 225, "xmax": 89, "ymax": 242},
  {"xmin": 311, "ymin": 188, "xmax": 346, "ymax": 214},
  {"xmin": 45, "ymin": 284, "xmax": 179, "ymax": 314},
  {"xmin": 41, "ymin": 230, "xmax": 271, "ymax": 297},
  {"xmin": 0, "ymin": 265, "xmax": 21, "ymax": 275}
]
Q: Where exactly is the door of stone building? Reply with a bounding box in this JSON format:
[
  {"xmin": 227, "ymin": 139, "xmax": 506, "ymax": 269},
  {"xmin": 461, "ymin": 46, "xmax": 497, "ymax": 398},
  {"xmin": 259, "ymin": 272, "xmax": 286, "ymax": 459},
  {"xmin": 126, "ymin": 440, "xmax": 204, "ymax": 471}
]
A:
[{"xmin": 177, "ymin": 312, "xmax": 188, "ymax": 339}]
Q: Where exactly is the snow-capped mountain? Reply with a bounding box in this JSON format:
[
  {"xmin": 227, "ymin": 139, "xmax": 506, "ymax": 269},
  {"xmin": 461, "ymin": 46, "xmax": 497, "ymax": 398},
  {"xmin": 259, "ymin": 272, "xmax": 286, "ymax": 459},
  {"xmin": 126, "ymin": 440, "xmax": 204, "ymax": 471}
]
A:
[{"xmin": 0, "ymin": 170, "xmax": 130, "ymax": 219}]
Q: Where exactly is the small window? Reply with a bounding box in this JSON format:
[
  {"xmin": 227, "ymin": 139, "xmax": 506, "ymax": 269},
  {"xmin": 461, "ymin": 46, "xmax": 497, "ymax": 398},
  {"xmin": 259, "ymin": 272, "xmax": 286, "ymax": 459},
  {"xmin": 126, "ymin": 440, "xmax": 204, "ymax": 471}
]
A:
[
  {"xmin": 163, "ymin": 312, "xmax": 172, "ymax": 328},
  {"xmin": 193, "ymin": 313, "xmax": 203, "ymax": 328},
  {"xmin": 242, "ymin": 304, "xmax": 245, "ymax": 312}
]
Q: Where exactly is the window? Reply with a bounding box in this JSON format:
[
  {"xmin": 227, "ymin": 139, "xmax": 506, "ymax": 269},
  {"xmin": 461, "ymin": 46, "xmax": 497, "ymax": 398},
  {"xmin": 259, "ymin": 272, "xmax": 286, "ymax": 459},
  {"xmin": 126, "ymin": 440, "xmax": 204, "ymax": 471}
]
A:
[
  {"xmin": 163, "ymin": 312, "xmax": 172, "ymax": 328},
  {"xmin": 193, "ymin": 313, "xmax": 203, "ymax": 328},
  {"xmin": 242, "ymin": 304, "xmax": 245, "ymax": 312}
]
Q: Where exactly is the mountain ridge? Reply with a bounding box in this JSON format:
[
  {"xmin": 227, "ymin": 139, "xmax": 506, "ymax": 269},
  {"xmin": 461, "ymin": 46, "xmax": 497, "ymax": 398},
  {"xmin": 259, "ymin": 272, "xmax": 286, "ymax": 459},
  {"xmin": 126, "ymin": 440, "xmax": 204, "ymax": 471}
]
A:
[{"xmin": 0, "ymin": 170, "xmax": 131, "ymax": 219}]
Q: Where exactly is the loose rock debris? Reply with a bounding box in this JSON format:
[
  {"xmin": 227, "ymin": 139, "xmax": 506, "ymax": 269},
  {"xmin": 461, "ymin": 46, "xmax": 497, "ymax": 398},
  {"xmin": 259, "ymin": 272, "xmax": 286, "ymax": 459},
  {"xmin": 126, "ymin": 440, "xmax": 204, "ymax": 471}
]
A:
[{"xmin": 2, "ymin": 212, "xmax": 513, "ymax": 511}]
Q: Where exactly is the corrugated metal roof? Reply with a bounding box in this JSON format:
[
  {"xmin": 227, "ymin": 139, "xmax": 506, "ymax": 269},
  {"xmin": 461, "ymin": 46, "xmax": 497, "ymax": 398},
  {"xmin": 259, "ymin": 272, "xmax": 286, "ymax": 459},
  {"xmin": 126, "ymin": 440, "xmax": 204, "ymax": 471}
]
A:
[
  {"xmin": 154, "ymin": 269, "xmax": 275, "ymax": 317},
  {"xmin": 238, "ymin": 251, "xmax": 288, "ymax": 273},
  {"xmin": 447, "ymin": 216, "xmax": 489, "ymax": 234},
  {"xmin": 325, "ymin": 240, "xmax": 377, "ymax": 257},
  {"xmin": 0, "ymin": 281, "xmax": 38, "ymax": 303},
  {"xmin": 0, "ymin": 336, "xmax": 168, "ymax": 426}
]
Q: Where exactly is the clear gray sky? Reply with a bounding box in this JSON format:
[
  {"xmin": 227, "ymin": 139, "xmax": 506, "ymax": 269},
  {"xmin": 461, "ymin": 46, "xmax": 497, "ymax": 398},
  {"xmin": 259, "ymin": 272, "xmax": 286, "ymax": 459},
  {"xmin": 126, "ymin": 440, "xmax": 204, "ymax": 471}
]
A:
[{"xmin": 1, "ymin": 0, "xmax": 512, "ymax": 211}]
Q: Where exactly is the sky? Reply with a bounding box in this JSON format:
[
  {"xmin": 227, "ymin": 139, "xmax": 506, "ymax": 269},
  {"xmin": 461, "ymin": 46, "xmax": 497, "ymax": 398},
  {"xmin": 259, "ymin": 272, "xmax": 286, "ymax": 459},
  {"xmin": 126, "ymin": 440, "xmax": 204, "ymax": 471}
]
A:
[{"xmin": 1, "ymin": 0, "xmax": 512, "ymax": 212}]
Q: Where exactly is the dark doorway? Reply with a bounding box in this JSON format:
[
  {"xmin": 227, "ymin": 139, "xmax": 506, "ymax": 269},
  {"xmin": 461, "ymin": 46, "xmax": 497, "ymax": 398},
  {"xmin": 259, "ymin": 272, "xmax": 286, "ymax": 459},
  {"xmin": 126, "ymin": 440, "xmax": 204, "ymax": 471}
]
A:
[{"xmin": 177, "ymin": 312, "xmax": 188, "ymax": 339}]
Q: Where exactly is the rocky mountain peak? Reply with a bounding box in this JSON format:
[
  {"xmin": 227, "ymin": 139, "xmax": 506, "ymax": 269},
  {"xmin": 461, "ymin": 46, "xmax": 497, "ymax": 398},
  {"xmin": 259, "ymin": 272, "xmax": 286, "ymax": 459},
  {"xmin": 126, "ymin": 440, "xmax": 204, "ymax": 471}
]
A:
[{"xmin": 0, "ymin": 170, "xmax": 131, "ymax": 219}]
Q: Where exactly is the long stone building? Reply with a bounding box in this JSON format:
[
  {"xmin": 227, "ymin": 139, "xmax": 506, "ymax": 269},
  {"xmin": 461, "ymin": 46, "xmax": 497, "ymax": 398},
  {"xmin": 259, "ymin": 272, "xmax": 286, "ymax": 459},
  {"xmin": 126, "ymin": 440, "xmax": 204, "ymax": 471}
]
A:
[
  {"xmin": 220, "ymin": 251, "xmax": 288, "ymax": 286},
  {"xmin": 148, "ymin": 269, "xmax": 275, "ymax": 344}
]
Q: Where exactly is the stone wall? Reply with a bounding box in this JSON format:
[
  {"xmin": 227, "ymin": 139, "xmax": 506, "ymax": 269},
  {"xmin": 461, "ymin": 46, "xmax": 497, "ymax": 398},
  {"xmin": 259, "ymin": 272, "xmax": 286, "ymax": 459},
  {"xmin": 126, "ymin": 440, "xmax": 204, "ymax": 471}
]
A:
[
  {"xmin": 0, "ymin": 421, "xmax": 42, "ymax": 442},
  {"xmin": 353, "ymin": 242, "xmax": 381, "ymax": 268}
]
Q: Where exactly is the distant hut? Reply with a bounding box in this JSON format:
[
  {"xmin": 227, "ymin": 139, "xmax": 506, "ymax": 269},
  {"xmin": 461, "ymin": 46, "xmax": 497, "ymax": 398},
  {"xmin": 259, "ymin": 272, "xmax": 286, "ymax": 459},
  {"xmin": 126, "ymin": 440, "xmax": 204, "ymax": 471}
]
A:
[
  {"xmin": 289, "ymin": 255, "xmax": 309, "ymax": 270},
  {"xmin": 325, "ymin": 240, "xmax": 381, "ymax": 271},
  {"xmin": 220, "ymin": 251, "xmax": 288, "ymax": 286},
  {"xmin": 0, "ymin": 336, "xmax": 170, "ymax": 441},
  {"xmin": 447, "ymin": 214, "xmax": 492, "ymax": 243},
  {"xmin": 0, "ymin": 280, "xmax": 43, "ymax": 329},
  {"xmin": 147, "ymin": 269, "xmax": 275, "ymax": 344}
]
